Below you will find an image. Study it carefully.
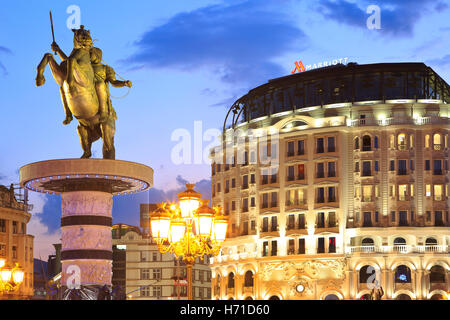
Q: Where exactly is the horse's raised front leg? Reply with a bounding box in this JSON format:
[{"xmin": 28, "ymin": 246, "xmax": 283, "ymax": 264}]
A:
[
  {"xmin": 36, "ymin": 53, "xmax": 66, "ymax": 87},
  {"xmin": 36, "ymin": 53, "xmax": 53, "ymax": 86}
]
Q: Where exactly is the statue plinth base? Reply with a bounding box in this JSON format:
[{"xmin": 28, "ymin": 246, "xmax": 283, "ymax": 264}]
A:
[{"xmin": 20, "ymin": 159, "xmax": 153, "ymax": 299}]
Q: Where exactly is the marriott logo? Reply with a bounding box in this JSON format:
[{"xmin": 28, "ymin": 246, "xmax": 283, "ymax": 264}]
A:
[{"xmin": 291, "ymin": 57, "xmax": 349, "ymax": 74}]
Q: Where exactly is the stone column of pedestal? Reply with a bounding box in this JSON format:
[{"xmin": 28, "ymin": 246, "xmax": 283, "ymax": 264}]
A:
[{"xmin": 60, "ymin": 191, "xmax": 113, "ymax": 289}]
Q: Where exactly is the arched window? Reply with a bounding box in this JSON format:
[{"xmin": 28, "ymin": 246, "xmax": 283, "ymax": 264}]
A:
[
  {"xmin": 360, "ymin": 294, "xmax": 371, "ymax": 300},
  {"xmin": 244, "ymin": 271, "xmax": 254, "ymax": 287},
  {"xmin": 269, "ymin": 295, "xmax": 280, "ymax": 300},
  {"xmin": 396, "ymin": 294, "xmax": 411, "ymax": 300},
  {"xmin": 324, "ymin": 294, "xmax": 339, "ymax": 300},
  {"xmin": 354, "ymin": 137, "xmax": 360, "ymax": 150},
  {"xmin": 425, "ymin": 134, "xmax": 430, "ymax": 148},
  {"xmin": 433, "ymin": 133, "xmax": 442, "ymax": 149},
  {"xmin": 228, "ymin": 272, "xmax": 235, "ymax": 289},
  {"xmin": 397, "ymin": 133, "xmax": 407, "ymax": 150},
  {"xmin": 359, "ymin": 265, "xmax": 376, "ymax": 284},
  {"xmin": 409, "ymin": 134, "xmax": 414, "ymax": 148},
  {"xmin": 425, "ymin": 237, "xmax": 438, "ymax": 246},
  {"xmin": 430, "ymin": 294, "xmax": 445, "ymax": 300},
  {"xmin": 395, "ymin": 265, "xmax": 411, "ymax": 283},
  {"xmin": 362, "ymin": 135, "xmax": 372, "ymax": 151},
  {"xmin": 361, "ymin": 238, "xmax": 374, "ymax": 248},
  {"xmin": 393, "ymin": 237, "xmax": 406, "ymax": 245},
  {"xmin": 245, "ymin": 296, "xmax": 254, "ymax": 300},
  {"xmin": 430, "ymin": 266, "xmax": 446, "ymax": 283}
]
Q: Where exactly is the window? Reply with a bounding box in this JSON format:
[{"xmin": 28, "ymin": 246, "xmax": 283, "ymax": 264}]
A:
[
  {"xmin": 298, "ymin": 140, "xmax": 305, "ymax": 155},
  {"xmin": 287, "ymin": 141, "xmax": 295, "ymax": 156},
  {"xmin": 244, "ymin": 271, "xmax": 254, "ymax": 287},
  {"xmin": 328, "ymin": 187, "xmax": 336, "ymax": 202},
  {"xmin": 227, "ymin": 273, "xmax": 235, "ymax": 288},
  {"xmin": 362, "ymin": 161, "xmax": 371, "ymax": 176},
  {"xmin": 141, "ymin": 269, "xmax": 150, "ymax": 280},
  {"xmin": 0, "ymin": 219, "xmax": 5, "ymax": 233},
  {"xmin": 328, "ymin": 237, "xmax": 336, "ymax": 253},
  {"xmin": 288, "ymin": 239, "xmax": 295, "ymax": 255},
  {"xmin": 242, "ymin": 175, "xmax": 249, "ymax": 189},
  {"xmin": 433, "ymin": 160, "xmax": 443, "ymax": 175},
  {"xmin": 297, "ymin": 164, "xmax": 305, "ymax": 180},
  {"xmin": 317, "ymin": 188, "xmax": 325, "ymax": 203},
  {"xmin": 328, "ymin": 162, "xmax": 336, "ymax": 177},
  {"xmin": 359, "ymin": 265, "xmax": 376, "ymax": 284},
  {"xmin": 390, "ymin": 160, "xmax": 395, "ymax": 171},
  {"xmin": 153, "ymin": 268, "xmax": 161, "ymax": 280},
  {"xmin": 271, "ymin": 216, "xmax": 278, "ymax": 232},
  {"xmin": 317, "ymin": 212, "xmax": 325, "ymax": 228},
  {"xmin": 374, "ymin": 136, "xmax": 379, "ymax": 149},
  {"xmin": 395, "ymin": 265, "xmax": 411, "ymax": 283},
  {"xmin": 298, "ymin": 238, "xmax": 305, "ymax": 254},
  {"xmin": 317, "ymin": 238, "xmax": 325, "ymax": 253},
  {"xmin": 242, "ymin": 198, "xmax": 249, "ymax": 212},
  {"xmin": 12, "ymin": 246, "xmax": 17, "ymax": 259},
  {"xmin": 0, "ymin": 244, "xmax": 5, "ymax": 257},
  {"xmin": 140, "ymin": 286, "xmax": 150, "ymax": 297},
  {"xmin": 433, "ymin": 133, "xmax": 442, "ymax": 150},
  {"xmin": 434, "ymin": 185, "xmax": 443, "ymax": 201},
  {"xmin": 425, "ymin": 134, "xmax": 430, "ymax": 148},
  {"xmin": 262, "ymin": 241, "xmax": 269, "ymax": 257},
  {"xmin": 425, "ymin": 159, "xmax": 430, "ymax": 171},
  {"xmin": 262, "ymin": 217, "xmax": 269, "ymax": 232},
  {"xmin": 354, "ymin": 137, "xmax": 360, "ymax": 150},
  {"xmin": 287, "ymin": 166, "xmax": 295, "ymax": 181},
  {"xmin": 363, "ymin": 212, "xmax": 372, "ymax": 227},
  {"xmin": 397, "ymin": 160, "xmax": 407, "ymax": 175},
  {"xmin": 153, "ymin": 286, "xmax": 162, "ymax": 298},
  {"xmin": 287, "ymin": 215, "xmax": 295, "ymax": 229},
  {"xmin": 270, "ymin": 192, "xmax": 278, "ymax": 207},
  {"xmin": 327, "ymin": 137, "xmax": 335, "ymax": 152},
  {"xmin": 250, "ymin": 173, "xmax": 255, "ymax": 184},
  {"xmin": 317, "ymin": 162, "xmax": 325, "ymax": 178},
  {"xmin": 262, "ymin": 194, "xmax": 269, "ymax": 209},
  {"xmin": 12, "ymin": 221, "xmax": 18, "ymax": 234},
  {"xmin": 316, "ymin": 138, "xmax": 324, "ymax": 153},
  {"xmin": 362, "ymin": 135, "xmax": 371, "ymax": 151},
  {"xmin": 397, "ymin": 133, "xmax": 407, "ymax": 150},
  {"xmin": 374, "ymin": 160, "xmax": 379, "ymax": 172},
  {"xmin": 271, "ymin": 240, "xmax": 278, "ymax": 256},
  {"xmin": 298, "ymin": 214, "xmax": 306, "ymax": 229}
]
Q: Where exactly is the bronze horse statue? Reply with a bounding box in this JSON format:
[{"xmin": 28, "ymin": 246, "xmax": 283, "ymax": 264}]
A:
[{"xmin": 35, "ymin": 26, "xmax": 131, "ymax": 159}]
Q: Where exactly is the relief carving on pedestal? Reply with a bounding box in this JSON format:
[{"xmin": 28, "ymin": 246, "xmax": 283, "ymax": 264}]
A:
[
  {"xmin": 62, "ymin": 192, "xmax": 113, "ymax": 217},
  {"xmin": 61, "ymin": 226, "xmax": 112, "ymax": 251},
  {"xmin": 62, "ymin": 261, "xmax": 112, "ymax": 285}
]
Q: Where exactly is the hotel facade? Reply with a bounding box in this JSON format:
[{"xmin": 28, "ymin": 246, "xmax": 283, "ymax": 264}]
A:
[{"xmin": 210, "ymin": 62, "xmax": 450, "ymax": 300}]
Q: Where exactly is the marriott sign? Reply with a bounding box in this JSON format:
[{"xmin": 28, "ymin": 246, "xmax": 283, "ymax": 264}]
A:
[{"xmin": 291, "ymin": 57, "xmax": 349, "ymax": 74}]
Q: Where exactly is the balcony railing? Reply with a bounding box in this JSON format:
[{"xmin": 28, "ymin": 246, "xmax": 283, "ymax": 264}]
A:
[
  {"xmin": 350, "ymin": 116, "xmax": 450, "ymax": 127},
  {"xmin": 346, "ymin": 245, "xmax": 448, "ymax": 254}
]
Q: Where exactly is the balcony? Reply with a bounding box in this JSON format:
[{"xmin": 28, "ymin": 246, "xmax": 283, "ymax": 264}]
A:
[
  {"xmin": 285, "ymin": 199, "xmax": 307, "ymax": 210},
  {"xmin": 346, "ymin": 245, "xmax": 449, "ymax": 254}
]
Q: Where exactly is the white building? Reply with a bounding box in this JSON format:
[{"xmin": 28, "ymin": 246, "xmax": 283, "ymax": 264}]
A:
[{"xmin": 210, "ymin": 62, "xmax": 450, "ymax": 300}]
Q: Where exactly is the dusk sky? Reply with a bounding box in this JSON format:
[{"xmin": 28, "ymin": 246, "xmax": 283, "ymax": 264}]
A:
[{"xmin": 1, "ymin": 0, "xmax": 450, "ymax": 258}]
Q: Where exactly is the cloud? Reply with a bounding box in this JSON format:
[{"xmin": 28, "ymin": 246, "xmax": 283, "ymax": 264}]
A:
[
  {"xmin": 316, "ymin": 0, "xmax": 448, "ymax": 37},
  {"xmin": 426, "ymin": 54, "xmax": 450, "ymax": 68},
  {"xmin": 125, "ymin": 0, "xmax": 307, "ymax": 88},
  {"xmin": 0, "ymin": 46, "xmax": 12, "ymax": 76}
]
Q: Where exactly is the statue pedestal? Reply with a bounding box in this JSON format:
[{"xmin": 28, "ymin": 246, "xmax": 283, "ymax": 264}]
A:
[{"xmin": 20, "ymin": 159, "xmax": 153, "ymax": 299}]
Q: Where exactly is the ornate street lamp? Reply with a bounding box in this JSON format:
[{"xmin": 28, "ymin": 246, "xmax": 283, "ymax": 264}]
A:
[
  {"xmin": 0, "ymin": 258, "xmax": 25, "ymax": 294},
  {"xmin": 150, "ymin": 184, "xmax": 228, "ymax": 300}
]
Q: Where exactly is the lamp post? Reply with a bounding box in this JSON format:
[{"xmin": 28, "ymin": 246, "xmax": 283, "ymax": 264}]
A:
[
  {"xmin": 150, "ymin": 184, "xmax": 228, "ymax": 300},
  {"xmin": 0, "ymin": 258, "xmax": 25, "ymax": 296}
]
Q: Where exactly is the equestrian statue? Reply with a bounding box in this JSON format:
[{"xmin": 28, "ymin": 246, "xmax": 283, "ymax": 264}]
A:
[{"xmin": 35, "ymin": 21, "xmax": 131, "ymax": 160}]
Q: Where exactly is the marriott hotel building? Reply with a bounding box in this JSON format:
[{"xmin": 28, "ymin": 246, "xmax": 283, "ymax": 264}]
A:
[{"xmin": 209, "ymin": 62, "xmax": 449, "ymax": 300}]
